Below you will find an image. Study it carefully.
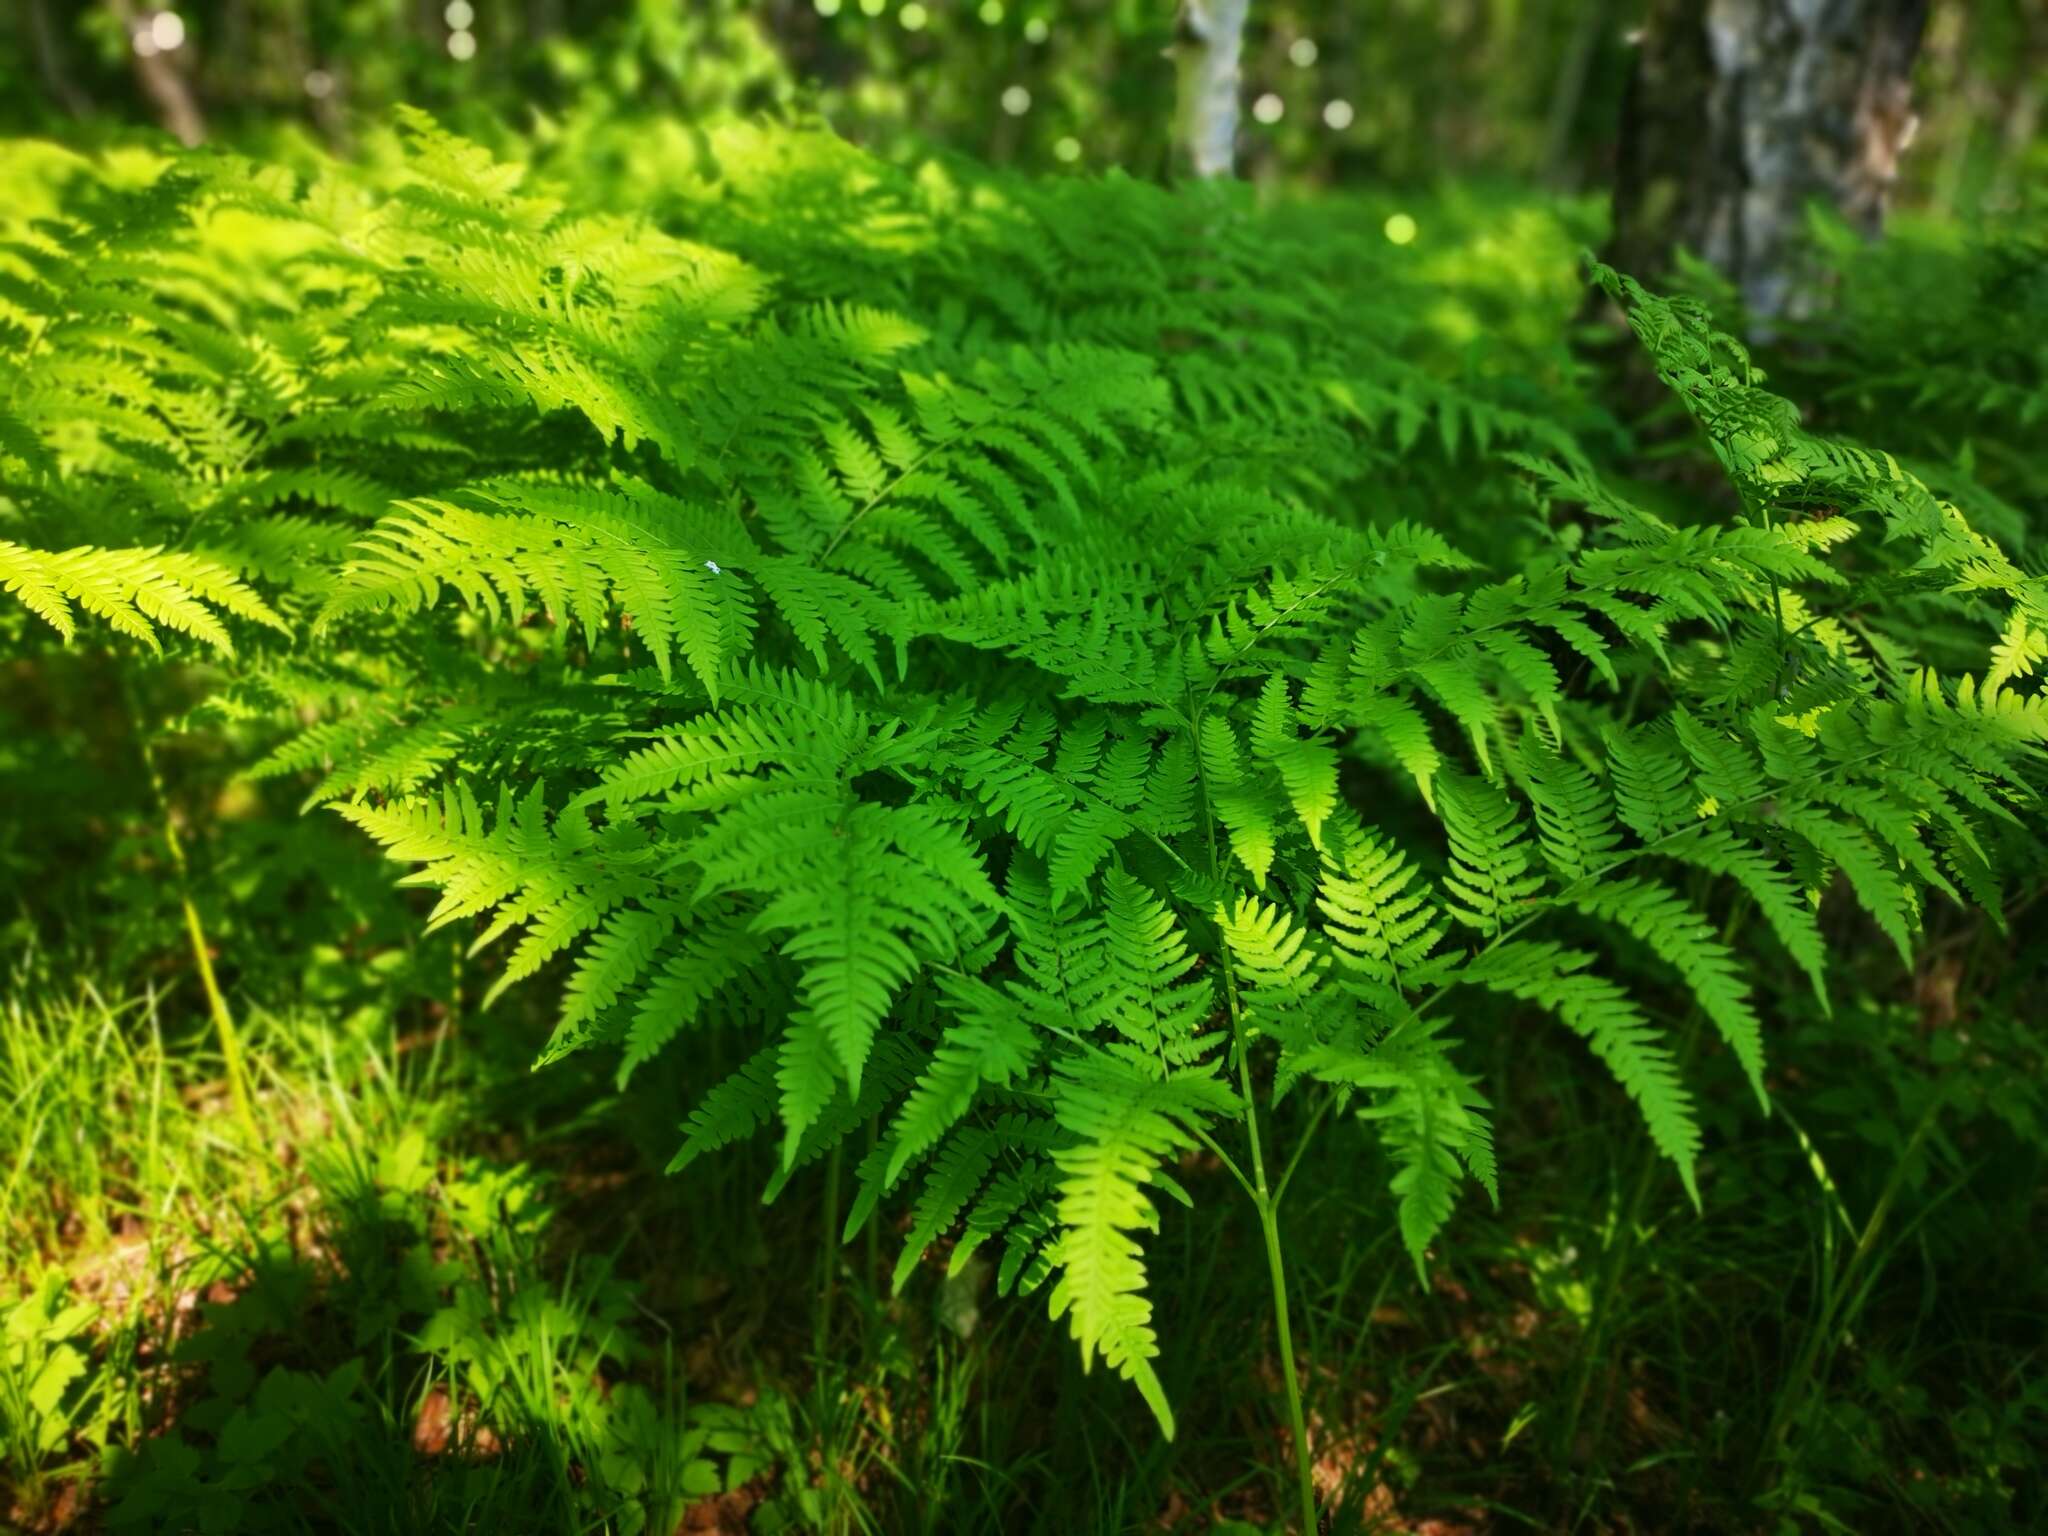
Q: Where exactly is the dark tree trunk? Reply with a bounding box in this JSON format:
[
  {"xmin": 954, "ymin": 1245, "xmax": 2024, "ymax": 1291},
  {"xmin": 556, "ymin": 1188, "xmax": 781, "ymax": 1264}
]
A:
[
  {"xmin": 1611, "ymin": 0, "xmax": 1929, "ymax": 323},
  {"xmin": 27, "ymin": 0, "xmax": 92, "ymax": 118}
]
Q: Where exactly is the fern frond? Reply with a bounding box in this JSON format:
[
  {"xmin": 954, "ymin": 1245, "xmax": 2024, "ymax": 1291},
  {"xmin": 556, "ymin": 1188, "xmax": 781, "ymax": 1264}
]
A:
[
  {"xmin": 1, "ymin": 540, "xmax": 285, "ymax": 655},
  {"xmin": 1573, "ymin": 878, "xmax": 1768, "ymax": 1107},
  {"xmin": 881, "ymin": 976, "xmax": 1041, "ymax": 1184},
  {"xmin": 1460, "ymin": 941, "xmax": 1700, "ymax": 1203},
  {"xmin": 1045, "ymin": 1055, "xmax": 1235, "ymax": 1439},
  {"xmin": 1437, "ymin": 775, "xmax": 1546, "ymax": 935}
]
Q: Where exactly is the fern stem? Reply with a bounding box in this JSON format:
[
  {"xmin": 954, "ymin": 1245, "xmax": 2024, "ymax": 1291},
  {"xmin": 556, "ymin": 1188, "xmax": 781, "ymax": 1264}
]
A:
[
  {"xmin": 1218, "ymin": 921, "xmax": 1317, "ymax": 1531},
  {"xmin": 1256, "ymin": 1191, "xmax": 1319, "ymax": 1534},
  {"xmin": 122, "ymin": 671, "xmax": 260, "ymax": 1144},
  {"xmin": 1191, "ymin": 1124, "xmax": 1256, "ymax": 1201},
  {"xmin": 818, "ymin": 438, "xmax": 945, "ymax": 562},
  {"xmin": 1237, "ymin": 1070, "xmax": 1319, "ymax": 1531},
  {"xmin": 1270, "ymin": 1089, "xmax": 1338, "ymax": 1213},
  {"xmin": 865, "ymin": 1113, "xmax": 882, "ymax": 1294},
  {"xmin": 1190, "ymin": 685, "xmax": 1319, "ymax": 1532},
  {"xmin": 818, "ymin": 1138, "xmax": 844, "ymax": 1365}
]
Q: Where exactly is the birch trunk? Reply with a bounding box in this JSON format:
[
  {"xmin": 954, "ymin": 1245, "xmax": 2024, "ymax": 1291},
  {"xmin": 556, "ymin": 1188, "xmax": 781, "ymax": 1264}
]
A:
[
  {"xmin": 107, "ymin": 0, "xmax": 208, "ymax": 147},
  {"xmin": 1612, "ymin": 0, "xmax": 1929, "ymax": 323},
  {"xmin": 1173, "ymin": 0, "xmax": 1249, "ymax": 179}
]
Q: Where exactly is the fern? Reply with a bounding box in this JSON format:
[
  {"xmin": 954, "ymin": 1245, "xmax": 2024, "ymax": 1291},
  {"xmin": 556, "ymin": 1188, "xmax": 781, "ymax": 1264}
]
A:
[
  {"xmin": 1045, "ymin": 1056, "xmax": 1236, "ymax": 1439},
  {"xmin": 296, "ymin": 139, "xmax": 2042, "ymax": 1440},
  {"xmin": 1461, "ymin": 941, "xmax": 1703, "ymax": 1202},
  {"xmin": 1, "ymin": 540, "xmax": 285, "ymax": 655},
  {"xmin": 8, "ymin": 118, "xmax": 2040, "ymax": 1461}
]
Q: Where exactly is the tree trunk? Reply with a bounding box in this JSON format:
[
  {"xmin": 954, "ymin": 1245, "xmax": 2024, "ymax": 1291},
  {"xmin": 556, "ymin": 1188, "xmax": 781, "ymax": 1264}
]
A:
[
  {"xmin": 1611, "ymin": 0, "xmax": 1929, "ymax": 324},
  {"xmin": 108, "ymin": 0, "xmax": 208, "ymax": 147},
  {"xmin": 1172, "ymin": 0, "xmax": 1248, "ymax": 179},
  {"xmin": 27, "ymin": 0, "xmax": 92, "ymax": 119}
]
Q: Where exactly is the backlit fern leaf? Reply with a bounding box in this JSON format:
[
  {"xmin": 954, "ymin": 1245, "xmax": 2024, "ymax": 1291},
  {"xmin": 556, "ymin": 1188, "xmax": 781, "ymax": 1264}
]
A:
[
  {"xmin": 1, "ymin": 540, "xmax": 285, "ymax": 655},
  {"xmin": 1046, "ymin": 1055, "xmax": 1235, "ymax": 1439}
]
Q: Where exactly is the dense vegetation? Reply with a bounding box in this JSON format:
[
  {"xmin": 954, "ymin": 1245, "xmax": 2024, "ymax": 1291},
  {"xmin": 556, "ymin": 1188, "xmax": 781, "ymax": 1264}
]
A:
[{"xmin": 3, "ymin": 7, "xmax": 2045, "ymax": 1535}]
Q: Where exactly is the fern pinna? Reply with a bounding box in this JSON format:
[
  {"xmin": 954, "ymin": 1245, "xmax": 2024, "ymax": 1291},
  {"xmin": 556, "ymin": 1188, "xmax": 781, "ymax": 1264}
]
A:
[{"xmin": 4, "ymin": 117, "xmax": 2042, "ymax": 1522}]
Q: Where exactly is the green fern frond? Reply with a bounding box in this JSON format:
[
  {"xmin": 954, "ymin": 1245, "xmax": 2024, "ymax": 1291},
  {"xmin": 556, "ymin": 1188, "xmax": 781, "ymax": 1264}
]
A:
[
  {"xmin": 1460, "ymin": 940, "xmax": 1701, "ymax": 1204},
  {"xmin": 1046, "ymin": 1055, "xmax": 1236, "ymax": 1439},
  {"xmin": 1573, "ymin": 877, "xmax": 1768, "ymax": 1107},
  {"xmin": 1, "ymin": 539, "xmax": 285, "ymax": 655},
  {"xmin": 1437, "ymin": 775, "xmax": 1546, "ymax": 935}
]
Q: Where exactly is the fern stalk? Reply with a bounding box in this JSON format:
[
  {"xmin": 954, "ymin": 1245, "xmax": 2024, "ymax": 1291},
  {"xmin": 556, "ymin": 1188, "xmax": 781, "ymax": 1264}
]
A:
[
  {"xmin": 819, "ymin": 1138, "xmax": 844, "ymax": 1364},
  {"xmin": 1184, "ymin": 670, "xmax": 1321, "ymax": 1525},
  {"xmin": 1202, "ymin": 723, "xmax": 1321, "ymax": 1531},
  {"xmin": 865, "ymin": 1114, "xmax": 883, "ymax": 1294},
  {"xmin": 1256, "ymin": 1196, "xmax": 1318, "ymax": 1532},
  {"xmin": 1222, "ymin": 950, "xmax": 1320, "ymax": 1534}
]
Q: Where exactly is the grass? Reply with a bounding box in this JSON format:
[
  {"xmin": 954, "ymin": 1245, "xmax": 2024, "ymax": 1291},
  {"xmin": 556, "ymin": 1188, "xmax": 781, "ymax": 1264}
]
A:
[{"xmin": 0, "ymin": 924, "xmax": 2041, "ymax": 1533}]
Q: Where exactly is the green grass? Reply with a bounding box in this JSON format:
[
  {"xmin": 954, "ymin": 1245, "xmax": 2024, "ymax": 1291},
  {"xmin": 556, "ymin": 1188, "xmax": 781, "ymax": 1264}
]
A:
[{"xmin": 2, "ymin": 933, "xmax": 2040, "ymax": 1533}]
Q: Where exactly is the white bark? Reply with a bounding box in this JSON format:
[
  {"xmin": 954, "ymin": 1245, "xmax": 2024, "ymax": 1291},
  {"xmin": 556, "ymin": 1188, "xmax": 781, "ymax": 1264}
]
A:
[
  {"xmin": 1174, "ymin": 0, "xmax": 1248, "ymax": 179},
  {"xmin": 1701, "ymin": 0, "xmax": 1924, "ymax": 320},
  {"xmin": 1614, "ymin": 0, "xmax": 1927, "ymax": 325}
]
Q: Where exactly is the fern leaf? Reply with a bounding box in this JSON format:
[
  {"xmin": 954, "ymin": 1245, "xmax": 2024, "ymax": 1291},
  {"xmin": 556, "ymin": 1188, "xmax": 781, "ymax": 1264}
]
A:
[
  {"xmin": 1046, "ymin": 1056, "xmax": 1235, "ymax": 1439},
  {"xmin": 1460, "ymin": 941, "xmax": 1700, "ymax": 1204},
  {"xmin": 883, "ymin": 976, "xmax": 1041, "ymax": 1184},
  {"xmin": 1437, "ymin": 775, "xmax": 1546, "ymax": 935},
  {"xmin": 668, "ymin": 1044, "xmax": 782, "ymax": 1175},
  {"xmin": 1574, "ymin": 878, "xmax": 1768, "ymax": 1109}
]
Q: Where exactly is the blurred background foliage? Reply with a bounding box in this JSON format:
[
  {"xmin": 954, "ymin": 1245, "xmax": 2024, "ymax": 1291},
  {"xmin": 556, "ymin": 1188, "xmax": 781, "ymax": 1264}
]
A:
[{"xmin": 4, "ymin": 0, "xmax": 2043, "ymax": 214}]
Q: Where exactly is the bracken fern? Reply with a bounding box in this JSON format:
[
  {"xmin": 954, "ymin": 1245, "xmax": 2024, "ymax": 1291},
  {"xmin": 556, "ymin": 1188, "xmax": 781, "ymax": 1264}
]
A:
[{"xmin": 3, "ymin": 118, "xmax": 2043, "ymax": 1520}]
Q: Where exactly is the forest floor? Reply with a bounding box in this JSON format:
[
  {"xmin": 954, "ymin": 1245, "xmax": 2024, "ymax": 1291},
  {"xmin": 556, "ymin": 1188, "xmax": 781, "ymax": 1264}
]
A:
[{"xmin": 3, "ymin": 954, "xmax": 2029, "ymax": 1535}]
